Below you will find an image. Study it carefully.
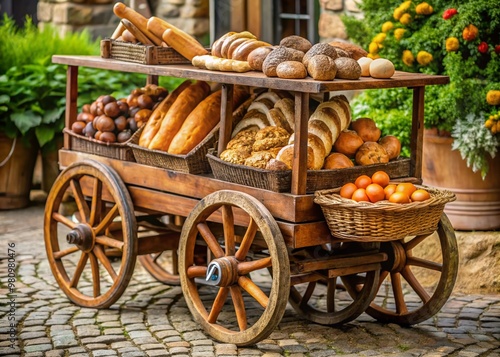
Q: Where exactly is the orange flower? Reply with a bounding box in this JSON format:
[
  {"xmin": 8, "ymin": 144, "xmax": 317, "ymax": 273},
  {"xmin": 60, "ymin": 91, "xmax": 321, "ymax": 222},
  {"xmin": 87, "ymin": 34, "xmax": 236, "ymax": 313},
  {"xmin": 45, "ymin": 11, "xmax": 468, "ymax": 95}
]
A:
[
  {"xmin": 382, "ymin": 21, "xmax": 394, "ymax": 33},
  {"xmin": 394, "ymin": 28, "xmax": 406, "ymax": 40},
  {"xmin": 400, "ymin": 13, "xmax": 412, "ymax": 25},
  {"xmin": 417, "ymin": 50, "xmax": 433, "ymax": 65},
  {"xmin": 402, "ymin": 50, "xmax": 415, "ymax": 66},
  {"xmin": 445, "ymin": 37, "xmax": 459, "ymax": 52},
  {"xmin": 463, "ymin": 24, "xmax": 479, "ymax": 41},
  {"xmin": 416, "ymin": 2, "xmax": 433, "ymax": 15}
]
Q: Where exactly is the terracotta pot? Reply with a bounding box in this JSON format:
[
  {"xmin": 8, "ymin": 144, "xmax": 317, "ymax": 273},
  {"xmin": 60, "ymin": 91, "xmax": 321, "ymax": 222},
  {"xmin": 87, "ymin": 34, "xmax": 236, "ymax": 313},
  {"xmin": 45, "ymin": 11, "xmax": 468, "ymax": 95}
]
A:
[
  {"xmin": 422, "ymin": 129, "xmax": 500, "ymax": 231},
  {"xmin": 0, "ymin": 134, "xmax": 39, "ymax": 210}
]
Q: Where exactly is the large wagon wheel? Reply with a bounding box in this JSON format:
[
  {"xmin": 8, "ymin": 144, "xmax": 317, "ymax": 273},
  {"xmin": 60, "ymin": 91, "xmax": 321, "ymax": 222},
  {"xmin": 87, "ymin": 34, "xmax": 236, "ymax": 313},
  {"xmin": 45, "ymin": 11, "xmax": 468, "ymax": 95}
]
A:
[
  {"xmin": 289, "ymin": 242, "xmax": 380, "ymax": 325},
  {"xmin": 178, "ymin": 190, "xmax": 290, "ymax": 346},
  {"xmin": 137, "ymin": 215, "xmax": 180, "ymax": 285},
  {"xmin": 44, "ymin": 159, "xmax": 137, "ymax": 308},
  {"xmin": 342, "ymin": 214, "xmax": 458, "ymax": 325}
]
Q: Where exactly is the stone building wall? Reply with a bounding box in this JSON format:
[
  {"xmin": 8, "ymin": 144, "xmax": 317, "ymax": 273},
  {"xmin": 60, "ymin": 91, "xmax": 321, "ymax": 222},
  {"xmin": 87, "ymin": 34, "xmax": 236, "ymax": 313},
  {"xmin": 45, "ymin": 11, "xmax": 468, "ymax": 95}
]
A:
[
  {"xmin": 318, "ymin": 0, "xmax": 363, "ymax": 42},
  {"xmin": 37, "ymin": 0, "xmax": 209, "ymax": 41}
]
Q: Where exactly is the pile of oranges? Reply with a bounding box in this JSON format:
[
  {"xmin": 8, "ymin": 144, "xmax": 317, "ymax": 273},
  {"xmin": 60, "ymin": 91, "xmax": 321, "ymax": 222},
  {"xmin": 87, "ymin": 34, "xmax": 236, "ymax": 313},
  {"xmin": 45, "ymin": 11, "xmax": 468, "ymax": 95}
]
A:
[{"xmin": 339, "ymin": 171, "xmax": 431, "ymax": 203}]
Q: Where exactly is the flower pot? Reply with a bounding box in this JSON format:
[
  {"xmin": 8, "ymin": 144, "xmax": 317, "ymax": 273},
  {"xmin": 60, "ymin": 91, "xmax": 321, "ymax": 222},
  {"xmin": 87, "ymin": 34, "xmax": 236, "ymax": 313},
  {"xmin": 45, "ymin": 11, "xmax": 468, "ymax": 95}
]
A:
[
  {"xmin": 422, "ymin": 129, "xmax": 500, "ymax": 230},
  {"xmin": 0, "ymin": 133, "xmax": 39, "ymax": 210}
]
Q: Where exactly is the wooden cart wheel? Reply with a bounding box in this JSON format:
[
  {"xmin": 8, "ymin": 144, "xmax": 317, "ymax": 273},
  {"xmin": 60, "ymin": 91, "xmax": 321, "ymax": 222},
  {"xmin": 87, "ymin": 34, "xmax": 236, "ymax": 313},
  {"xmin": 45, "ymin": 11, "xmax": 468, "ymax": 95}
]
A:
[
  {"xmin": 341, "ymin": 214, "xmax": 459, "ymax": 325},
  {"xmin": 289, "ymin": 243, "xmax": 380, "ymax": 325},
  {"xmin": 178, "ymin": 190, "xmax": 290, "ymax": 346},
  {"xmin": 137, "ymin": 215, "xmax": 181, "ymax": 285},
  {"xmin": 44, "ymin": 159, "xmax": 137, "ymax": 308}
]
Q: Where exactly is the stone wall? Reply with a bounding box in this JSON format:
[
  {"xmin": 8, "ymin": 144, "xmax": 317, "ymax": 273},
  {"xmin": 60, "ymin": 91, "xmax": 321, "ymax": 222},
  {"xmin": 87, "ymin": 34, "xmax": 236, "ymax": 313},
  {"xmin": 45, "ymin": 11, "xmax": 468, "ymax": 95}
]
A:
[
  {"xmin": 37, "ymin": 0, "xmax": 209, "ymax": 41},
  {"xmin": 318, "ymin": 0, "xmax": 363, "ymax": 42}
]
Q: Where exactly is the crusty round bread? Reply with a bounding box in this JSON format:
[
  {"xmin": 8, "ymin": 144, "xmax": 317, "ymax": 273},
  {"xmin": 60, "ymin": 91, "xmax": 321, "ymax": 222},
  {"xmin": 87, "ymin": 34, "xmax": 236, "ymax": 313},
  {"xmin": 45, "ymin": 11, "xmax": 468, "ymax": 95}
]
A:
[
  {"xmin": 274, "ymin": 98, "xmax": 295, "ymax": 131},
  {"xmin": 244, "ymin": 150, "xmax": 277, "ymax": 169},
  {"xmin": 226, "ymin": 128, "xmax": 257, "ymax": 152},
  {"xmin": 276, "ymin": 61, "xmax": 307, "ymax": 79},
  {"xmin": 262, "ymin": 46, "xmax": 297, "ymax": 77},
  {"xmin": 334, "ymin": 57, "xmax": 362, "ymax": 80},
  {"xmin": 355, "ymin": 141, "xmax": 389, "ymax": 165},
  {"xmin": 252, "ymin": 126, "xmax": 291, "ymax": 152},
  {"xmin": 308, "ymin": 119, "xmax": 333, "ymax": 154},
  {"xmin": 351, "ymin": 117, "xmax": 381, "ymax": 142},
  {"xmin": 307, "ymin": 54, "xmax": 337, "ymax": 80},
  {"xmin": 232, "ymin": 40, "xmax": 271, "ymax": 61},
  {"xmin": 323, "ymin": 152, "xmax": 354, "ymax": 169},
  {"xmin": 334, "ymin": 130, "xmax": 364, "ymax": 158},
  {"xmin": 280, "ymin": 35, "xmax": 312, "ymax": 53},
  {"xmin": 303, "ymin": 43, "xmax": 338, "ymax": 67},
  {"xmin": 248, "ymin": 46, "xmax": 274, "ymax": 71},
  {"xmin": 220, "ymin": 148, "xmax": 251, "ymax": 165},
  {"xmin": 265, "ymin": 158, "xmax": 289, "ymax": 171},
  {"xmin": 378, "ymin": 135, "xmax": 401, "ymax": 160},
  {"xmin": 276, "ymin": 144, "xmax": 315, "ymax": 170},
  {"xmin": 333, "ymin": 47, "xmax": 351, "ymax": 58}
]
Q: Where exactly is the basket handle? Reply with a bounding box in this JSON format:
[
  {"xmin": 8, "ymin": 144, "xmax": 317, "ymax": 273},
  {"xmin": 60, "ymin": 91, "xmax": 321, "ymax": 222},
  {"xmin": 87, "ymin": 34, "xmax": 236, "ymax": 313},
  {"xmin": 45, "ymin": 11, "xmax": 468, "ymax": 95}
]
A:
[{"xmin": 0, "ymin": 136, "xmax": 16, "ymax": 168}]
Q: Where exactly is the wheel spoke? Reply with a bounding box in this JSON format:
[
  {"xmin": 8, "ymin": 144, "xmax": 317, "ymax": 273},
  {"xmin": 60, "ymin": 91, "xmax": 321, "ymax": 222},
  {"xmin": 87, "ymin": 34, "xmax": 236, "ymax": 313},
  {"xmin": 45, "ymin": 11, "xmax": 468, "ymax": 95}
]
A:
[
  {"xmin": 406, "ymin": 256, "xmax": 443, "ymax": 272},
  {"xmin": 208, "ymin": 287, "xmax": 229, "ymax": 323},
  {"xmin": 235, "ymin": 218, "xmax": 258, "ymax": 261},
  {"xmin": 187, "ymin": 265, "xmax": 207, "ymax": 279},
  {"xmin": 377, "ymin": 270, "xmax": 390, "ymax": 291},
  {"xmin": 94, "ymin": 204, "xmax": 119, "ymax": 235},
  {"xmin": 197, "ymin": 222, "xmax": 224, "ymax": 258},
  {"xmin": 152, "ymin": 251, "xmax": 163, "ymax": 263},
  {"xmin": 237, "ymin": 257, "xmax": 272, "ymax": 275},
  {"xmin": 401, "ymin": 266, "xmax": 430, "ymax": 303},
  {"xmin": 326, "ymin": 277, "xmax": 337, "ymax": 313},
  {"xmin": 94, "ymin": 245, "xmax": 117, "ymax": 281},
  {"xmin": 52, "ymin": 212, "xmax": 77, "ymax": 230},
  {"xmin": 300, "ymin": 281, "xmax": 316, "ymax": 307},
  {"xmin": 229, "ymin": 285, "xmax": 247, "ymax": 331},
  {"xmin": 70, "ymin": 252, "xmax": 88, "ymax": 288},
  {"xmin": 404, "ymin": 234, "xmax": 431, "ymax": 251},
  {"xmin": 53, "ymin": 246, "xmax": 79, "ymax": 260},
  {"xmin": 390, "ymin": 272, "xmax": 408, "ymax": 315},
  {"xmin": 222, "ymin": 205, "xmax": 235, "ymax": 256},
  {"xmin": 70, "ymin": 178, "xmax": 90, "ymax": 224},
  {"xmin": 95, "ymin": 236, "xmax": 124, "ymax": 251},
  {"xmin": 89, "ymin": 252, "xmax": 101, "ymax": 298},
  {"xmin": 89, "ymin": 177, "xmax": 103, "ymax": 226},
  {"xmin": 238, "ymin": 276, "xmax": 269, "ymax": 309}
]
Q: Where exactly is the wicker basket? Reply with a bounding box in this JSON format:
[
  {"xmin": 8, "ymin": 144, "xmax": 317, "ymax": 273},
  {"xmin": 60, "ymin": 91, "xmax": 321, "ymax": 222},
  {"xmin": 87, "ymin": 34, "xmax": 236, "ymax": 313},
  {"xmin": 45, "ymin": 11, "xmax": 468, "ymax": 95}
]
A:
[
  {"xmin": 100, "ymin": 39, "xmax": 192, "ymax": 65},
  {"xmin": 128, "ymin": 126, "xmax": 218, "ymax": 174},
  {"xmin": 64, "ymin": 128, "xmax": 137, "ymax": 161},
  {"xmin": 208, "ymin": 154, "xmax": 411, "ymax": 193},
  {"xmin": 314, "ymin": 185, "xmax": 456, "ymax": 242}
]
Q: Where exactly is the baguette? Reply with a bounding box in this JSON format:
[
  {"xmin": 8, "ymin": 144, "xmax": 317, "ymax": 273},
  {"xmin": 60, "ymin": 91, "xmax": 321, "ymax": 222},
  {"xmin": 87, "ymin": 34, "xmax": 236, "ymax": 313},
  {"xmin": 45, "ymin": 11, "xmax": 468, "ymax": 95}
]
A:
[
  {"xmin": 147, "ymin": 16, "xmax": 207, "ymax": 54},
  {"xmin": 162, "ymin": 28, "xmax": 209, "ymax": 61},
  {"xmin": 168, "ymin": 90, "xmax": 223, "ymax": 154},
  {"xmin": 148, "ymin": 81, "xmax": 210, "ymax": 151},
  {"xmin": 139, "ymin": 80, "xmax": 192, "ymax": 147},
  {"xmin": 113, "ymin": 2, "xmax": 163, "ymax": 45},
  {"xmin": 191, "ymin": 55, "xmax": 252, "ymax": 72},
  {"xmin": 111, "ymin": 22, "xmax": 126, "ymax": 40},
  {"xmin": 121, "ymin": 19, "xmax": 154, "ymax": 45}
]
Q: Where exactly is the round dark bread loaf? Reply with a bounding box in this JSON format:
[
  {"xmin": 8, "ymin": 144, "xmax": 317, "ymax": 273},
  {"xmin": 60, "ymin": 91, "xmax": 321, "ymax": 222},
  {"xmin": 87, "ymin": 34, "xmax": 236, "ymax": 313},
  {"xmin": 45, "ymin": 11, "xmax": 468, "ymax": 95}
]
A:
[
  {"xmin": 280, "ymin": 35, "xmax": 312, "ymax": 53},
  {"xmin": 307, "ymin": 54, "xmax": 337, "ymax": 80},
  {"xmin": 303, "ymin": 43, "xmax": 338, "ymax": 67}
]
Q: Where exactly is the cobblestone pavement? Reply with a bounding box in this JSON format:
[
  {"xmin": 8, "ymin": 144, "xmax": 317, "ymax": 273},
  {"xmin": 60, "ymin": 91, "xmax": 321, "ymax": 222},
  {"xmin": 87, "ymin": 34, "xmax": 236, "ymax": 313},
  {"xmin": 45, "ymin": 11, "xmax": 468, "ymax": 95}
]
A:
[{"xmin": 1, "ymin": 198, "xmax": 499, "ymax": 357}]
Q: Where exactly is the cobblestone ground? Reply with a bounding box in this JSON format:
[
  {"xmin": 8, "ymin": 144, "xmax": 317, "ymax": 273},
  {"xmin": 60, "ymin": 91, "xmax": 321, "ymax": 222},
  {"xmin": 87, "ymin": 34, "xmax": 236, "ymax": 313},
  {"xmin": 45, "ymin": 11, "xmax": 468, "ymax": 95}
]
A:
[{"xmin": 1, "ymin": 201, "xmax": 499, "ymax": 357}]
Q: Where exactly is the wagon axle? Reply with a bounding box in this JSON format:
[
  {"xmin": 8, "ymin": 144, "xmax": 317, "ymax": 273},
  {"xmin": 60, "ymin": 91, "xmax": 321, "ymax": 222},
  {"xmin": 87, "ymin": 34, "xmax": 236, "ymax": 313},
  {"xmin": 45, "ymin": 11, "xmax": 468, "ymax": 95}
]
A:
[{"xmin": 66, "ymin": 224, "xmax": 94, "ymax": 252}]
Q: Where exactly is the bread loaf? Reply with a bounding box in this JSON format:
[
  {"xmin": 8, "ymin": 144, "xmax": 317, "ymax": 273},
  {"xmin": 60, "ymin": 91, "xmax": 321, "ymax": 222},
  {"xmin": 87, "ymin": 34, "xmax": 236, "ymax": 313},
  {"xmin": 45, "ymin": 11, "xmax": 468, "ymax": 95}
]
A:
[
  {"xmin": 276, "ymin": 144, "xmax": 315, "ymax": 170},
  {"xmin": 303, "ymin": 43, "xmax": 338, "ymax": 67},
  {"xmin": 139, "ymin": 80, "xmax": 191, "ymax": 147},
  {"xmin": 262, "ymin": 46, "xmax": 297, "ymax": 77},
  {"xmin": 247, "ymin": 46, "xmax": 274, "ymax": 71},
  {"xmin": 308, "ymin": 119, "xmax": 333, "ymax": 154},
  {"xmin": 334, "ymin": 57, "xmax": 362, "ymax": 80},
  {"xmin": 162, "ymin": 29, "xmax": 209, "ymax": 61},
  {"xmin": 307, "ymin": 54, "xmax": 337, "ymax": 80},
  {"xmin": 148, "ymin": 81, "xmax": 210, "ymax": 151},
  {"xmin": 309, "ymin": 105, "xmax": 342, "ymax": 144},
  {"xmin": 252, "ymin": 126, "xmax": 290, "ymax": 152},
  {"xmin": 220, "ymin": 148, "xmax": 252, "ymax": 165},
  {"xmin": 220, "ymin": 31, "xmax": 257, "ymax": 59},
  {"xmin": 211, "ymin": 32, "xmax": 236, "ymax": 58},
  {"xmin": 276, "ymin": 61, "xmax": 307, "ymax": 79},
  {"xmin": 274, "ymin": 98, "xmax": 295, "ymax": 131},
  {"xmin": 280, "ymin": 35, "xmax": 312, "ymax": 53},
  {"xmin": 232, "ymin": 40, "xmax": 271, "ymax": 61},
  {"xmin": 323, "ymin": 152, "xmax": 354, "ymax": 169},
  {"xmin": 329, "ymin": 41, "xmax": 368, "ymax": 60},
  {"xmin": 288, "ymin": 132, "xmax": 326, "ymax": 170}
]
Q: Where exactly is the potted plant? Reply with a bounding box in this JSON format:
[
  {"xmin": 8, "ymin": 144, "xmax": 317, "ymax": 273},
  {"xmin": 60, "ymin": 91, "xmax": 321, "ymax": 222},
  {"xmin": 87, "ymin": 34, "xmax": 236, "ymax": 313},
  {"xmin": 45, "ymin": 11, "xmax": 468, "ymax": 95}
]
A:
[
  {"xmin": 0, "ymin": 15, "xmax": 181, "ymax": 209},
  {"xmin": 342, "ymin": 0, "xmax": 500, "ymax": 230}
]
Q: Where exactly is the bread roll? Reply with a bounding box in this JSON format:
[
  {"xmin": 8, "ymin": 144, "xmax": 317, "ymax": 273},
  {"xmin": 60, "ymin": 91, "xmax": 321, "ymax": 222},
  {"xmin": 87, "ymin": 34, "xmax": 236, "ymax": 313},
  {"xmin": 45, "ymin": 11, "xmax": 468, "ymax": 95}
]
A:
[
  {"xmin": 248, "ymin": 46, "xmax": 274, "ymax": 71},
  {"xmin": 333, "ymin": 130, "xmax": 364, "ymax": 158},
  {"xmin": 226, "ymin": 129, "xmax": 257, "ymax": 152},
  {"xmin": 220, "ymin": 31, "xmax": 257, "ymax": 59},
  {"xmin": 148, "ymin": 81, "xmax": 210, "ymax": 151},
  {"xmin": 323, "ymin": 152, "xmax": 354, "ymax": 169},
  {"xmin": 355, "ymin": 141, "xmax": 389, "ymax": 165},
  {"xmin": 252, "ymin": 126, "xmax": 290, "ymax": 152},
  {"xmin": 262, "ymin": 46, "xmax": 297, "ymax": 77},
  {"xmin": 303, "ymin": 43, "xmax": 338, "ymax": 67},
  {"xmin": 276, "ymin": 61, "xmax": 307, "ymax": 79},
  {"xmin": 266, "ymin": 158, "xmax": 289, "ymax": 171},
  {"xmin": 351, "ymin": 117, "xmax": 381, "ymax": 142},
  {"xmin": 220, "ymin": 148, "xmax": 252, "ymax": 165},
  {"xmin": 378, "ymin": 135, "xmax": 401, "ymax": 160},
  {"xmin": 307, "ymin": 54, "xmax": 337, "ymax": 80},
  {"xmin": 227, "ymin": 37, "xmax": 250, "ymax": 59},
  {"xmin": 211, "ymin": 31, "xmax": 236, "ymax": 57},
  {"xmin": 334, "ymin": 57, "xmax": 362, "ymax": 80},
  {"xmin": 244, "ymin": 150, "xmax": 278, "ymax": 169},
  {"xmin": 232, "ymin": 40, "xmax": 272, "ymax": 61},
  {"xmin": 280, "ymin": 35, "xmax": 312, "ymax": 53}
]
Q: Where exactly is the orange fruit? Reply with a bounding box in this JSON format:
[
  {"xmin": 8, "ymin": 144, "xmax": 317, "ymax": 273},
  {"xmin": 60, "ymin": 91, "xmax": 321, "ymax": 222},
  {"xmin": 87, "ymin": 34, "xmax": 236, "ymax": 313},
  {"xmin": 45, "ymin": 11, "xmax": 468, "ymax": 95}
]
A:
[
  {"xmin": 389, "ymin": 191, "xmax": 411, "ymax": 203},
  {"xmin": 365, "ymin": 183, "xmax": 385, "ymax": 203},
  {"xmin": 354, "ymin": 175, "xmax": 372, "ymax": 189},
  {"xmin": 384, "ymin": 184, "xmax": 397, "ymax": 200},
  {"xmin": 352, "ymin": 188, "xmax": 370, "ymax": 202},
  {"xmin": 411, "ymin": 189, "xmax": 431, "ymax": 201},
  {"xmin": 340, "ymin": 182, "xmax": 358, "ymax": 199},
  {"xmin": 371, "ymin": 171, "xmax": 390, "ymax": 188},
  {"xmin": 396, "ymin": 182, "xmax": 417, "ymax": 197}
]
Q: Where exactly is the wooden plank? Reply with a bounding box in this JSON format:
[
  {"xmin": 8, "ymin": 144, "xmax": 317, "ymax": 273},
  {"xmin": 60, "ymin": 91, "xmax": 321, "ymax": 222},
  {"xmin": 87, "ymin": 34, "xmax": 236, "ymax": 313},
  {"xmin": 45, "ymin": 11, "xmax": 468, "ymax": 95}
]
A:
[
  {"xmin": 230, "ymin": 0, "xmax": 246, "ymax": 32},
  {"xmin": 52, "ymin": 56, "xmax": 450, "ymax": 94},
  {"xmin": 64, "ymin": 66, "xmax": 78, "ymax": 150},
  {"xmin": 58, "ymin": 150, "xmax": 322, "ymax": 223},
  {"xmin": 246, "ymin": 0, "xmax": 261, "ymax": 39},
  {"xmin": 291, "ymin": 91, "xmax": 309, "ymax": 195},
  {"xmin": 410, "ymin": 86, "xmax": 425, "ymax": 179}
]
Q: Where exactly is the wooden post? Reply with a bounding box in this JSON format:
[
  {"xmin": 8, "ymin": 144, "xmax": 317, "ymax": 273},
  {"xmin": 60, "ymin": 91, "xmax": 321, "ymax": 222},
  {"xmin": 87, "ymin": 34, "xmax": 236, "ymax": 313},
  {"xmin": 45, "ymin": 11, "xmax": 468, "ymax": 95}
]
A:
[
  {"xmin": 291, "ymin": 91, "xmax": 309, "ymax": 195},
  {"xmin": 64, "ymin": 65, "xmax": 79, "ymax": 150},
  {"xmin": 410, "ymin": 86, "xmax": 425, "ymax": 180},
  {"xmin": 218, "ymin": 83, "xmax": 234, "ymax": 155}
]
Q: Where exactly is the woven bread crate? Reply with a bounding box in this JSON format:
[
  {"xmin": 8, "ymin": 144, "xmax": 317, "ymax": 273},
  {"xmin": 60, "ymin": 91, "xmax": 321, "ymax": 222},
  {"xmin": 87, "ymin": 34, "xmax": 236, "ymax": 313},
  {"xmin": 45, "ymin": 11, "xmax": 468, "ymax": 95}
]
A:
[
  {"xmin": 100, "ymin": 39, "xmax": 192, "ymax": 65},
  {"xmin": 314, "ymin": 185, "xmax": 456, "ymax": 242},
  {"xmin": 64, "ymin": 128, "xmax": 137, "ymax": 161}
]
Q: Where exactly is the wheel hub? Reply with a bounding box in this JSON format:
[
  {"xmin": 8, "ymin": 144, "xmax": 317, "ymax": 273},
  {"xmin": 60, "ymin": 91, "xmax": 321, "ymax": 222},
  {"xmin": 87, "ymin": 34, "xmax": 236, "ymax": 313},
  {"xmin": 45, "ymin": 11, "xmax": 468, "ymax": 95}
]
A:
[
  {"xmin": 66, "ymin": 224, "xmax": 95, "ymax": 252},
  {"xmin": 205, "ymin": 257, "xmax": 239, "ymax": 287},
  {"xmin": 380, "ymin": 241, "xmax": 407, "ymax": 272}
]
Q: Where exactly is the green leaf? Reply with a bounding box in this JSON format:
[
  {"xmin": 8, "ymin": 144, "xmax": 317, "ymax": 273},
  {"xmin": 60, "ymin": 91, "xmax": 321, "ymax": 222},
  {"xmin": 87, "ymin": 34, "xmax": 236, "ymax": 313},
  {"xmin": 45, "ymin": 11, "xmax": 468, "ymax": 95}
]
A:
[
  {"xmin": 35, "ymin": 126, "xmax": 55, "ymax": 148},
  {"xmin": 11, "ymin": 110, "xmax": 41, "ymax": 134},
  {"xmin": 0, "ymin": 94, "xmax": 9, "ymax": 104}
]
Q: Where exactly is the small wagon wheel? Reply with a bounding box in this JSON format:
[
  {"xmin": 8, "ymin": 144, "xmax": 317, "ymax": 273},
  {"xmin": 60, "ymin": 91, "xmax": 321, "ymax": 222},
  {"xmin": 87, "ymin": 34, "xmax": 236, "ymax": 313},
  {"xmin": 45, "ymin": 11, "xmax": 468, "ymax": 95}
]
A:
[
  {"xmin": 44, "ymin": 159, "xmax": 137, "ymax": 308},
  {"xmin": 342, "ymin": 214, "xmax": 458, "ymax": 325},
  {"xmin": 178, "ymin": 190, "xmax": 290, "ymax": 346},
  {"xmin": 137, "ymin": 215, "xmax": 181, "ymax": 285},
  {"xmin": 289, "ymin": 243, "xmax": 380, "ymax": 325}
]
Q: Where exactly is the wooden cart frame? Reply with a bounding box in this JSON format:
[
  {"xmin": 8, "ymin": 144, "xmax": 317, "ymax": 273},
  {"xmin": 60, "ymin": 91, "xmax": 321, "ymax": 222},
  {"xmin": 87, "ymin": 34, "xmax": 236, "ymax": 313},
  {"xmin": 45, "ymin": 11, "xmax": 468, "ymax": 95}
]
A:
[{"xmin": 44, "ymin": 56, "xmax": 458, "ymax": 346}]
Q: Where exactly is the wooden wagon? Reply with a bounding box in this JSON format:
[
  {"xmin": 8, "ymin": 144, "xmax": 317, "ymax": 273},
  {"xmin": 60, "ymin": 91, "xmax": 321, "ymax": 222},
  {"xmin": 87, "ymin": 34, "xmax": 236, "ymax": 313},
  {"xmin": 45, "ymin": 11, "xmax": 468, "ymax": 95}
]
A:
[{"xmin": 44, "ymin": 55, "xmax": 458, "ymax": 346}]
